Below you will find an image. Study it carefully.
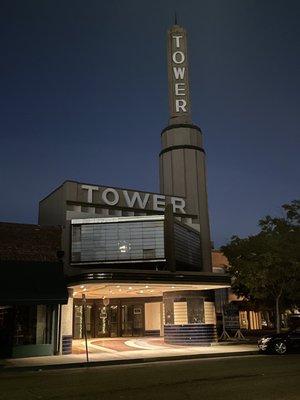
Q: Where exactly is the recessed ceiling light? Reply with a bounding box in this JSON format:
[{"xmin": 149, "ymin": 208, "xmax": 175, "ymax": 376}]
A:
[
  {"xmin": 80, "ymin": 285, "xmax": 84, "ymax": 289},
  {"xmin": 83, "ymin": 288, "xmax": 87, "ymax": 291},
  {"xmin": 117, "ymin": 285, "xmax": 120, "ymax": 288},
  {"xmin": 128, "ymin": 287, "xmax": 132, "ymax": 290},
  {"xmin": 145, "ymin": 285, "xmax": 149, "ymax": 288}
]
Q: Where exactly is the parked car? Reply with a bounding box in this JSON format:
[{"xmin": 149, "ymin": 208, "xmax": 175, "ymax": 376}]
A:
[{"xmin": 258, "ymin": 327, "xmax": 300, "ymax": 354}]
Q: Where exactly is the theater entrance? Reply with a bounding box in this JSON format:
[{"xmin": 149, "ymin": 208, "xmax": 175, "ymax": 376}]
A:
[{"xmin": 73, "ymin": 299, "xmax": 144, "ymax": 339}]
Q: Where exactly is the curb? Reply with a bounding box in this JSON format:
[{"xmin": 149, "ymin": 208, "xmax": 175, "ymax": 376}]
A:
[{"xmin": 0, "ymin": 350, "xmax": 259, "ymax": 374}]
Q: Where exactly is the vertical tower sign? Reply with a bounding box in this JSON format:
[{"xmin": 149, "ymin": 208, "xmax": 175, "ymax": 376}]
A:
[
  {"xmin": 160, "ymin": 22, "xmax": 213, "ymax": 272},
  {"xmin": 167, "ymin": 25, "xmax": 191, "ymax": 124}
]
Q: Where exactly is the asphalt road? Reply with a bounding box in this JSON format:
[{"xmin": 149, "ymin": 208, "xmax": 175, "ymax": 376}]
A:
[{"xmin": 0, "ymin": 354, "xmax": 299, "ymax": 400}]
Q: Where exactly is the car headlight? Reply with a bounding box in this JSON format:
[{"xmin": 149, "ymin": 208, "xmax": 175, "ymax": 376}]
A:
[{"xmin": 260, "ymin": 337, "xmax": 272, "ymax": 344}]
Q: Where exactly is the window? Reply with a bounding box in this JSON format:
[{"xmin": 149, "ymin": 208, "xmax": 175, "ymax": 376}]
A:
[
  {"xmin": 13, "ymin": 305, "xmax": 54, "ymax": 346},
  {"xmin": 71, "ymin": 220, "xmax": 165, "ymax": 263},
  {"xmin": 174, "ymin": 222, "xmax": 201, "ymax": 270},
  {"xmin": 72, "ymin": 226, "xmax": 81, "ymax": 242},
  {"xmin": 143, "ymin": 249, "xmax": 156, "ymax": 259}
]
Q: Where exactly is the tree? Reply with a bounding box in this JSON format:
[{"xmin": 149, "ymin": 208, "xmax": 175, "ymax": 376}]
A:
[{"xmin": 221, "ymin": 200, "xmax": 300, "ymax": 333}]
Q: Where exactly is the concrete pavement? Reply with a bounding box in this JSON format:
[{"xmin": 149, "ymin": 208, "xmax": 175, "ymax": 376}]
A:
[{"xmin": 1, "ymin": 338, "xmax": 258, "ymax": 371}]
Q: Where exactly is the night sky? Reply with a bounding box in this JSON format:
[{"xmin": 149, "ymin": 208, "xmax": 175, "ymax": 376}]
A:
[{"xmin": 1, "ymin": 1, "xmax": 299, "ymax": 247}]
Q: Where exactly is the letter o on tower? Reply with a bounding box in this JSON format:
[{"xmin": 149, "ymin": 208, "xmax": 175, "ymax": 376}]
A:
[
  {"xmin": 172, "ymin": 51, "xmax": 185, "ymax": 64},
  {"xmin": 102, "ymin": 188, "xmax": 120, "ymax": 206}
]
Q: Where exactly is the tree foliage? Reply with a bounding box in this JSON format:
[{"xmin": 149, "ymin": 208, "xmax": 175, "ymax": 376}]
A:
[{"xmin": 221, "ymin": 200, "xmax": 300, "ymax": 331}]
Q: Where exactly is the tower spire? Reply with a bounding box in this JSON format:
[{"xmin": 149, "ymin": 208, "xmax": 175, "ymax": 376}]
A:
[
  {"xmin": 174, "ymin": 11, "xmax": 178, "ymax": 25},
  {"xmin": 160, "ymin": 23, "xmax": 212, "ymax": 272}
]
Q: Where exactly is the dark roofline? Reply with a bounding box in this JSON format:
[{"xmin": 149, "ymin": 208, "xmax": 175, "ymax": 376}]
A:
[
  {"xmin": 0, "ymin": 222, "xmax": 61, "ymax": 229},
  {"xmin": 39, "ymin": 181, "xmax": 66, "ymax": 204}
]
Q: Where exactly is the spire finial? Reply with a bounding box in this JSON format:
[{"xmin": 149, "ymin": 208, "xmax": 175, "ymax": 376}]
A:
[{"xmin": 174, "ymin": 11, "xmax": 178, "ymax": 25}]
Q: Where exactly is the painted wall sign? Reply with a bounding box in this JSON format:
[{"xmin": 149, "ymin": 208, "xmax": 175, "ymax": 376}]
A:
[{"xmin": 81, "ymin": 184, "xmax": 186, "ymax": 214}]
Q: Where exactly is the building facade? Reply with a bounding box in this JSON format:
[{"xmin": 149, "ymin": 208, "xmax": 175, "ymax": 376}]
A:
[
  {"xmin": 0, "ymin": 22, "xmax": 231, "ymax": 358},
  {"xmin": 37, "ymin": 22, "xmax": 230, "ymax": 352},
  {"xmin": 0, "ymin": 223, "xmax": 68, "ymax": 358}
]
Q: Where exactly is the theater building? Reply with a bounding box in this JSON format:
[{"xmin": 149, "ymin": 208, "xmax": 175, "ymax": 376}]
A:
[
  {"xmin": 0, "ymin": 22, "xmax": 231, "ymax": 358},
  {"xmin": 36, "ymin": 21, "xmax": 230, "ymax": 352}
]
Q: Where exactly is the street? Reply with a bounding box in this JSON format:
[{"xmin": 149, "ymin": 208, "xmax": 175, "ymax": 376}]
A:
[{"xmin": 0, "ymin": 354, "xmax": 299, "ymax": 400}]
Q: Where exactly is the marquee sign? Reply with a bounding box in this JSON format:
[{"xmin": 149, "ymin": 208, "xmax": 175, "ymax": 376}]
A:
[
  {"xmin": 80, "ymin": 184, "xmax": 186, "ymax": 214},
  {"xmin": 167, "ymin": 24, "xmax": 191, "ymax": 119}
]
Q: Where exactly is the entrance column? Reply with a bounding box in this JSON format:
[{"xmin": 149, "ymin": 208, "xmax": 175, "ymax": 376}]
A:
[
  {"xmin": 163, "ymin": 290, "xmax": 217, "ymax": 345},
  {"xmin": 60, "ymin": 288, "xmax": 73, "ymax": 355}
]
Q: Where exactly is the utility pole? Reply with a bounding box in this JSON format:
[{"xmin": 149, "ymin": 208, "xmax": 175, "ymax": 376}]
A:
[{"xmin": 82, "ymin": 294, "xmax": 89, "ymax": 364}]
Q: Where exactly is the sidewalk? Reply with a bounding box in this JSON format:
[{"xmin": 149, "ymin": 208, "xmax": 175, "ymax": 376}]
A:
[{"xmin": 0, "ymin": 338, "xmax": 259, "ymax": 372}]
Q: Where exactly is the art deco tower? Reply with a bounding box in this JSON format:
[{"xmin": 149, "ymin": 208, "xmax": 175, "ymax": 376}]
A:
[{"xmin": 159, "ymin": 22, "xmax": 212, "ymax": 272}]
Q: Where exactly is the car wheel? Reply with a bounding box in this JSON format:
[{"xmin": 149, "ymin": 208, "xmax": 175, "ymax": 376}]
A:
[{"xmin": 273, "ymin": 341, "xmax": 287, "ymax": 355}]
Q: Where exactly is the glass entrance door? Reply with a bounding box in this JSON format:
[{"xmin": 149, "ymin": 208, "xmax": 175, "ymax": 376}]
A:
[
  {"xmin": 95, "ymin": 304, "xmax": 119, "ymax": 338},
  {"xmin": 95, "ymin": 304, "xmax": 109, "ymax": 337},
  {"xmin": 85, "ymin": 304, "xmax": 93, "ymax": 338},
  {"xmin": 121, "ymin": 304, "xmax": 144, "ymax": 337},
  {"xmin": 73, "ymin": 303, "xmax": 93, "ymax": 339},
  {"xmin": 74, "ymin": 304, "xmax": 83, "ymax": 339},
  {"xmin": 121, "ymin": 305, "xmax": 133, "ymax": 336},
  {"xmin": 73, "ymin": 300, "xmax": 145, "ymax": 339},
  {"xmin": 109, "ymin": 305, "xmax": 118, "ymax": 337}
]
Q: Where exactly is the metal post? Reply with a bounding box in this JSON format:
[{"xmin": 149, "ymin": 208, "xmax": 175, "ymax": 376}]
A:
[
  {"xmin": 56, "ymin": 304, "xmax": 62, "ymax": 355},
  {"xmin": 82, "ymin": 294, "xmax": 89, "ymax": 364}
]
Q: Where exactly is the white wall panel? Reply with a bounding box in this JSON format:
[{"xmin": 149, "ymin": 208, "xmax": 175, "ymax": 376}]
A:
[
  {"xmin": 174, "ymin": 301, "xmax": 188, "ymax": 324},
  {"xmin": 204, "ymin": 301, "xmax": 216, "ymax": 325},
  {"xmin": 145, "ymin": 302, "xmax": 161, "ymax": 331}
]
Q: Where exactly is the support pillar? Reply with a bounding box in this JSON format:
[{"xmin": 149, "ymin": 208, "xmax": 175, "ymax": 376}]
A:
[
  {"xmin": 163, "ymin": 290, "xmax": 217, "ymax": 345},
  {"xmin": 60, "ymin": 288, "xmax": 73, "ymax": 355}
]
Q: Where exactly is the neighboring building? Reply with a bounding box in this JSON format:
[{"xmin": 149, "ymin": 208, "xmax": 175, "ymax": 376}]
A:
[
  {"xmin": 212, "ymin": 250, "xmax": 263, "ymax": 331},
  {"xmin": 0, "ymin": 223, "xmax": 68, "ymax": 358}
]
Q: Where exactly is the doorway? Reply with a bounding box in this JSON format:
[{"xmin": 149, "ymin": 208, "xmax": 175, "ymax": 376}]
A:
[
  {"xmin": 121, "ymin": 304, "xmax": 144, "ymax": 337},
  {"xmin": 0, "ymin": 307, "xmax": 14, "ymax": 358},
  {"xmin": 73, "ymin": 299, "xmax": 145, "ymax": 339},
  {"xmin": 95, "ymin": 303, "xmax": 119, "ymax": 338}
]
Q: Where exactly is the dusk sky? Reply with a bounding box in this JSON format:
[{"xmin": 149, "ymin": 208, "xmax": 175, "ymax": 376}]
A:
[{"xmin": 1, "ymin": 0, "xmax": 299, "ymax": 247}]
